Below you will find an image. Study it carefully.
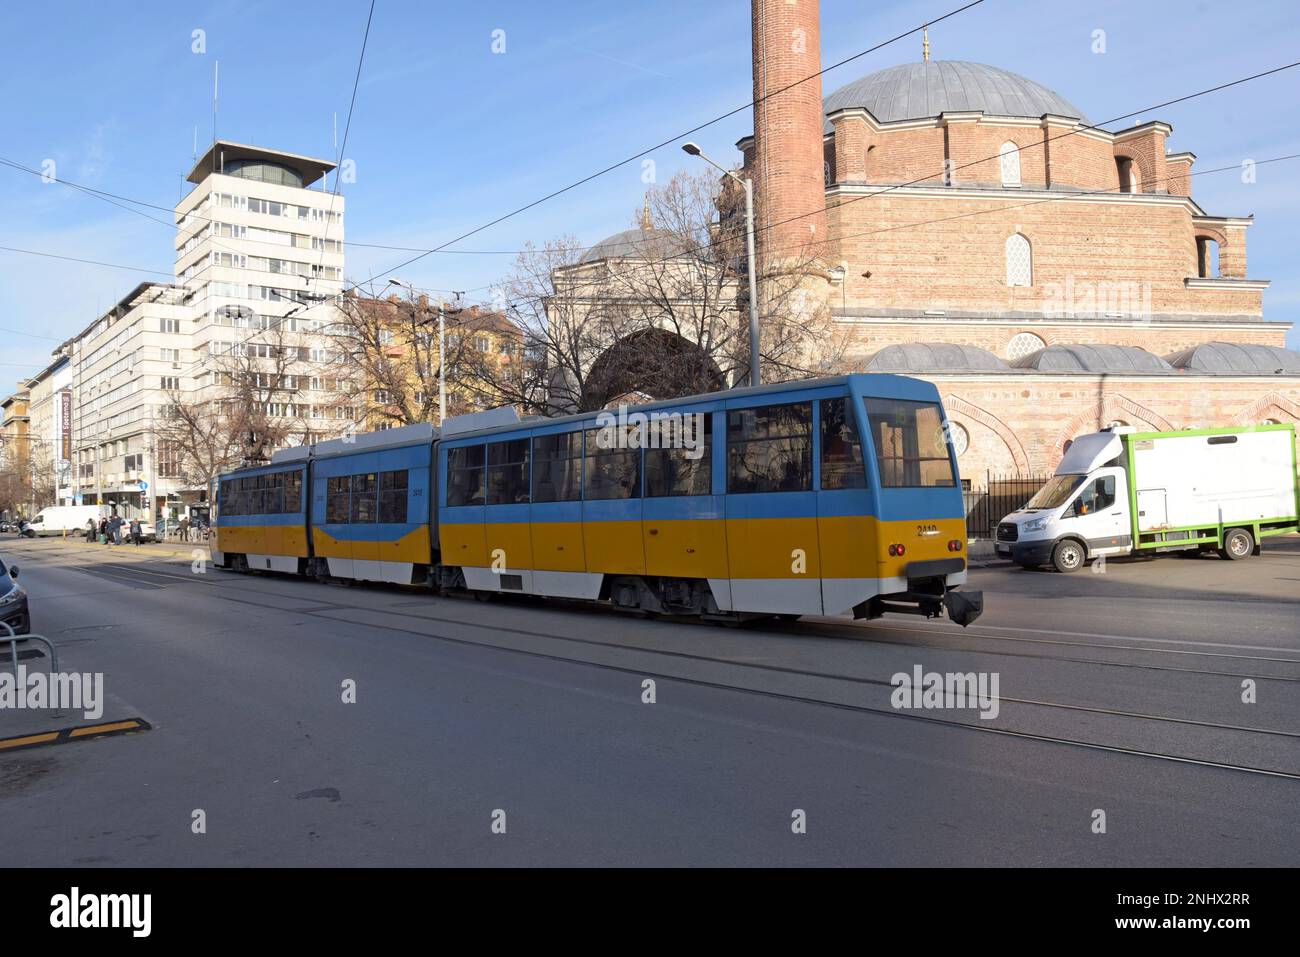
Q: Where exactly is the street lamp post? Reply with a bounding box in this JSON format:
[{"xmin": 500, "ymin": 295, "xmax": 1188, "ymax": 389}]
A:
[
  {"xmin": 682, "ymin": 142, "xmax": 761, "ymax": 387},
  {"xmin": 390, "ymin": 279, "xmax": 463, "ymax": 425}
]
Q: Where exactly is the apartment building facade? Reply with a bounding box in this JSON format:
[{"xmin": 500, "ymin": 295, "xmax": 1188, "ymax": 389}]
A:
[
  {"xmin": 174, "ymin": 141, "xmax": 354, "ymax": 432},
  {"xmin": 24, "ymin": 354, "xmax": 74, "ymax": 506},
  {"xmin": 51, "ymin": 141, "xmax": 359, "ymax": 524},
  {"xmin": 70, "ymin": 282, "xmax": 190, "ymax": 517}
]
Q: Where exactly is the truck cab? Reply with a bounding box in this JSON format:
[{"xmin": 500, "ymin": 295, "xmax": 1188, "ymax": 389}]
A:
[
  {"xmin": 996, "ymin": 431, "xmax": 1134, "ymax": 572},
  {"xmin": 997, "ymin": 423, "xmax": 1299, "ymax": 572}
]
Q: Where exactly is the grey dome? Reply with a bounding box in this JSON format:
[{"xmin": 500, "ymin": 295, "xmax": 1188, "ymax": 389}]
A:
[
  {"xmin": 580, "ymin": 227, "xmax": 693, "ymax": 264},
  {"xmin": 867, "ymin": 342, "xmax": 1011, "ymax": 373},
  {"xmin": 1165, "ymin": 341, "xmax": 1300, "ymax": 374},
  {"xmin": 823, "ymin": 60, "xmax": 1088, "ymax": 130},
  {"xmin": 1012, "ymin": 344, "xmax": 1173, "ymax": 373}
]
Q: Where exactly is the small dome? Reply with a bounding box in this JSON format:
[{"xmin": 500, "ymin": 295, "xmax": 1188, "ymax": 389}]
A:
[
  {"xmin": 580, "ymin": 227, "xmax": 693, "ymax": 264},
  {"xmin": 866, "ymin": 342, "xmax": 1011, "ymax": 373},
  {"xmin": 823, "ymin": 60, "xmax": 1088, "ymax": 131},
  {"xmin": 1012, "ymin": 344, "xmax": 1174, "ymax": 373},
  {"xmin": 1165, "ymin": 341, "xmax": 1300, "ymax": 374}
]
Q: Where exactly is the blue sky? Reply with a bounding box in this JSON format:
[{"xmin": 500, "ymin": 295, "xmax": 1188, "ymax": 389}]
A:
[{"xmin": 2, "ymin": 0, "xmax": 1297, "ymax": 392}]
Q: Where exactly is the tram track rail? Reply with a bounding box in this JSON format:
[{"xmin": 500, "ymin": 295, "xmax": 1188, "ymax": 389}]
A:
[{"xmin": 25, "ymin": 549, "xmax": 1300, "ymax": 777}]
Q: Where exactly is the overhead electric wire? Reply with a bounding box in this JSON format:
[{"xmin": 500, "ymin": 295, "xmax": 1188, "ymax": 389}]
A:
[
  {"xmin": 436, "ymin": 59, "xmax": 1300, "ymax": 321},
  {"xmin": 354, "ymin": 0, "xmax": 988, "ymax": 284},
  {"xmin": 307, "ymin": 0, "xmax": 375, "ymax": 300},
  {"xmin": 0, "ymin": 0, "xmax": 988, "ymax": 268}
]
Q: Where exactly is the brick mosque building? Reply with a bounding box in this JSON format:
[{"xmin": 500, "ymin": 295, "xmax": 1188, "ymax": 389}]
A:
[
  {"xmin": 727, "ymin": 0, "xmax": 1300, "ymax": 488},
  {"xmin": 570, "ymin": 0, "xmax": 1300, "ymax": 500}
]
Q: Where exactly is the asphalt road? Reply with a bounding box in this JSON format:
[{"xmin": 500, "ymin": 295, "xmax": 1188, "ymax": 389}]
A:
[{"xmin": 1, "ymin": 533, "xmax": 1297, "ymax": 866}]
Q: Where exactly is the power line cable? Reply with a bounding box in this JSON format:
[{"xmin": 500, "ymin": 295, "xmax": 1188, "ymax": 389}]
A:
[{"xmin": 354, "ymin": 1, "xmax": 988, "ymax": 284}]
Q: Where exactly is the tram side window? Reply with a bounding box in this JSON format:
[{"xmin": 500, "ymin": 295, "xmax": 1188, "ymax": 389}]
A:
[
  {"xmin": 487, "ymin": 439, "xmax": 530, "ymax": 505},
  {"xmin": 865, "ymin": 398, "xmax": 956, "ymax": 488},
  {"xmin": 351, "ymin": 473, "xmax": 378, "ymax": 522},
  {"xmin": 220, "ymin": 480, "xmax": 235, "ymax": 515},
  {"xmin": 266, "ymin": 472, "xmax": 284, "ymax": 515},
  {"xmin": 284, "ymin": 471, "xmax": 303, "ymax": 513},
  {"xmin": 446, "ymin": 446, "xmax": 486, "ymax": 507},
  {"xmin": 237, "ymin": 478, "xmax": 251, "ymax": 515},
  {"xmin": 532, "ymin": 432, "xmax": 583, "ymax": 503},
  {"xmin": 326, "ymin": 476, "xmax": 351, "ymax": 523},
  {"xmin": 645, "ymin": 413, "xmax": 712, "ymax": 497},
  {"xmin": 584, "ymin": 427, "xmax": 640, "ymax": 500},
  {"xmin": 820, "ymin": 398, "xmax": 867, "ymax": 490},
  {"xmin": 726, "ymin": 402, "xmax": 813, "ymax": 494},
  {"xmin": 379, "ymin": 470, "xmax": 408, "ymax": 523}
]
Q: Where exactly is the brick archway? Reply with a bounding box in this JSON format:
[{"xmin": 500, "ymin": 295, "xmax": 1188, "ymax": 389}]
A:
[
  {"xmin": 1055, "ymin": 394, "xmax": 1173, "ymax": 454},
  {"xmin": 943, "ymin": 394, "xmax": 1031, "ymax": 473},
  {"xmin": 1193, "ymin": 225, "xmax": 1228, "ymax": 247},
  {"xmin": 1113, "ymin": 147, "xmax": 1153, "ymax": 192},
  {"xmin": 1233, "ymin": 391, "xmax": 1300, "ymax": 425}
]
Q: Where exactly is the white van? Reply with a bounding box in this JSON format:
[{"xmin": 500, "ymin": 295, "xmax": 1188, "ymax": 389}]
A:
[
  {"xmin": 23, "ymin": 505, "xmax": 103, "ymax": 537},
  {"xmin": 997, "ymin": 424, "xmax": 1299, "ymax": 572}
]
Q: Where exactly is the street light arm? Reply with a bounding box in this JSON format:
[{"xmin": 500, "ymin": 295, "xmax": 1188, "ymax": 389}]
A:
[{"xmin": 681, "ymin": 144, "xmax": 745, "ymax": 186}]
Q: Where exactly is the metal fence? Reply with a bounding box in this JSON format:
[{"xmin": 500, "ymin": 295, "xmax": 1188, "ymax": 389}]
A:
[{"xmin": 963, "ymin": 472, "xmax": 1051, "ymax": 539}]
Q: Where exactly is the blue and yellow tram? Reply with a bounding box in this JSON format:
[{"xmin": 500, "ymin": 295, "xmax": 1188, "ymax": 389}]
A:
[{"xmin": 212, "ymin": 374, "xmax": 982, "ymax": 625}]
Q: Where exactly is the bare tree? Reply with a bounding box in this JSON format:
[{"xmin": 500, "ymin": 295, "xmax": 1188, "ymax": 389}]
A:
[
  {"xmin": 0, "ymin": 468, "xmax": 31, "ymax": 518},
  {"xmin": 157, "ymin": 319, "xmax": 323, "ymax": 491},
  {"xmin": 323, "ymin": 289, "xmax": 519, "ymax": 426},
  {"xmin": 471, "ymin": 169, "xmax": 850, "ymax": 415}
]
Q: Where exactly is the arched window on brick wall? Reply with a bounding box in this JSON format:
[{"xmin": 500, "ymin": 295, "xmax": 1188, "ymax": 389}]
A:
[
  {"xmin": 1006, "ymin": 331, "xmax": 1045, "ymax": 360},
  {"xmin": 999, "ymin": 142, "xmax": 1021, "ymax": 187},
  {"xmin": 1116, "ymin": 156, "xmax": 1139, "ymax": 193},
  {"xmin": 1196, "ymin": 236, "xmax": 1220, "ymax": 277},
  {"xmin": 1005, "ymin": 234, "xmax": 1032, "ymax": 287}
]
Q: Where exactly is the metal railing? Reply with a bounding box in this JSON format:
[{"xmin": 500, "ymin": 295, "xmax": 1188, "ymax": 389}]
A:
[
  {"xmin": 0, "ymin": 621, "xmax": 61, "ymax": 717},
  {"xmin": 963, "ymin": 471, "xmax": 1050, "ymax": 540}
]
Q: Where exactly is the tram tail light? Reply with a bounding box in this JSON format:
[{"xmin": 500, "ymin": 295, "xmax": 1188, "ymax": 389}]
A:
[
  {"xmin": 888, "ymin": 543, "xmax": 906, "ymax": 557},
  {"xmin": 947, "ymin": 539, "xmax": 963, "ymax": 552}
]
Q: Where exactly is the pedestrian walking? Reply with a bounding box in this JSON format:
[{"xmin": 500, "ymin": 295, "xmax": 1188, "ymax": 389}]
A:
[
  {"xmin": 129, "ymin": 518, "xmax": 143, "ymax": 546},
  {"xmin": 110, "ymin": 515, "xmax": 124, "ymax": 545},
  {"xmin": 178, "ymin": 516, "xmax": 190, "ymax": 542},
  {"xmin": 85, "ymin": 519, "xmax": 96, "ymax": 543},
  {"xmin": 99, "ymin": 518, "xmax": 109, "ymax": 545}
]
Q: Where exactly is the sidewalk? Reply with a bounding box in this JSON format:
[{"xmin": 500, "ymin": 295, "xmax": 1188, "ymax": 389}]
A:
[
  {"xmin": 967, "ymin": 538, "xmax": 1008, "ymax": 568},
  {"xmin": 38, "ymin": 533, "xmax": 210, "ymax": 560}
]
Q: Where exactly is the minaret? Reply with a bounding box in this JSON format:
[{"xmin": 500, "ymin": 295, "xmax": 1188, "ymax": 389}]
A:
[{"xmin": 751, "ymin": 0, "xmax": 828, "ymax": 261}]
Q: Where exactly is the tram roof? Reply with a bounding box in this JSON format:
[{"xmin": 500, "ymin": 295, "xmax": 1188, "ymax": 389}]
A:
[
  {"xmin": 217, "ymin": 373, "xmax": 936, "ymax": 477},
  {"xmin": 438, "ymin": 372, "xmax": 935, "ymax": 443}
]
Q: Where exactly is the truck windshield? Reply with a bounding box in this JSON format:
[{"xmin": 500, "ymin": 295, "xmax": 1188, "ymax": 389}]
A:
[{"xmin": 1026, "ymin": 474, "xmax": 1087, "ymax": 510}]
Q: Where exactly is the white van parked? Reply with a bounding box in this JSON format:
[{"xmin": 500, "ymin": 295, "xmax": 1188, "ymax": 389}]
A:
[
  {"xmin": 22, "ymin": 505, "xmax": 103, "ymax": 537},
  {"xmin": 997, "ymin": 424, "xmax": 1299, "ymax": 572}
]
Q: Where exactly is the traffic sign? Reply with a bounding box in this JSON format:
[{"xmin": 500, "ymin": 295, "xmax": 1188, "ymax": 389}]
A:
[{"xmin": 138, "ymin": 480, "xmax": 149, "ymax": 491}]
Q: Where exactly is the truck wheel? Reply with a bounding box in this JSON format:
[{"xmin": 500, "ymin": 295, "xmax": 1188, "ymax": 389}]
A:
[
  {"xmin": 1219, "ymin": 528, "xmax": 1254, "ymax": 561},
  {"xmin": 1051, "ymin": 540, "xmax": 1085, "ymax": 573}
]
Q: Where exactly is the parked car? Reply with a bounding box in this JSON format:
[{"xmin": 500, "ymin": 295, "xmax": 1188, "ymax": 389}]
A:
[{"xmin": 0, "ymin": 554, "xmax": 29, "ymax": 636}]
